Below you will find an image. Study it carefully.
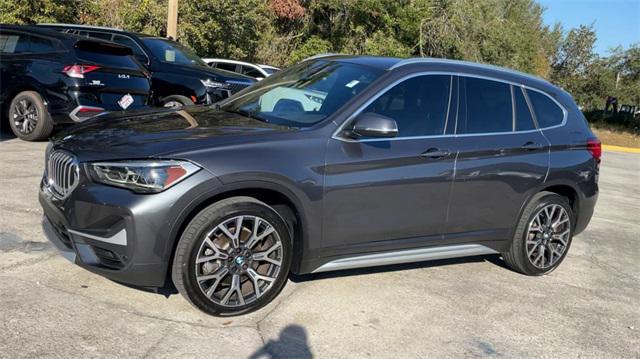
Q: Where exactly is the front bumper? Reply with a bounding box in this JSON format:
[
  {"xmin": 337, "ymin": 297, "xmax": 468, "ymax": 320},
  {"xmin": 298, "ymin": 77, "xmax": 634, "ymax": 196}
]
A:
[{"xmin": 38, "ymin": 166, "xmax": 217, "ymax": 288}]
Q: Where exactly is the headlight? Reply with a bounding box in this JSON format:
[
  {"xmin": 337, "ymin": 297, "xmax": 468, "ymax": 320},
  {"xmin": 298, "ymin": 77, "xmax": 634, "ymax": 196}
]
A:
[
  {"xmin": 200, "ymin": 79, "xmax": 224, "ymax": 88},
  {"xmin": 86, "ymin": 160, "xmax": 200, "ymax": 193}
]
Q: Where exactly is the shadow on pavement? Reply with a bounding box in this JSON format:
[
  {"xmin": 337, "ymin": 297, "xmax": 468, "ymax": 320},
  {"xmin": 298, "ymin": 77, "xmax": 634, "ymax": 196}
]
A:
[
  {"xmin": 249, "ymin": 324, "xmax": 312, "ymax": 359},
  {"xmin": 0, "ymin": 121, "xmax": 16, "ymax": 141}
]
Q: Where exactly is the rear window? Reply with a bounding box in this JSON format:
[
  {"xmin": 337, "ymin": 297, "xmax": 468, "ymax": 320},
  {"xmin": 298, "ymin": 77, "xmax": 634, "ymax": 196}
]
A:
[
  {"xmin": 75, "ymin": 41, "xmax": 139, "ymax": 69},
  {"xmin": 459, "ymin": 77, "xmax": 512, "ymax": 134},
  {"xmin": 527, "ymin": 90, "xmax": 564, "ymax": 128}
]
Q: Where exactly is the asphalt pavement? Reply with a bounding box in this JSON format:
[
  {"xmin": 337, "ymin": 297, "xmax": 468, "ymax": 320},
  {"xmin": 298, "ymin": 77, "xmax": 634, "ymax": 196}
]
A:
[{"xmin": 0, "ymin": 131, "xmax": 638, "ymax": 358}]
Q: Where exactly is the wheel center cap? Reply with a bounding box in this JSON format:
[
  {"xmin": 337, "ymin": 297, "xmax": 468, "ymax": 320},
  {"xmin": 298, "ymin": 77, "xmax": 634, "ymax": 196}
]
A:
[{"xmin": 234, "ymin": 256, "xmax": 245, "ymax": 265}]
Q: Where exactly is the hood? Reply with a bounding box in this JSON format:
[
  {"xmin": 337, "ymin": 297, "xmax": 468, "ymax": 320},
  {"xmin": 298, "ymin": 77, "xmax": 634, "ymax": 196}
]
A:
[{"xmin": 52, "ymin": 106, "xmax": 293, "ymax": 161}]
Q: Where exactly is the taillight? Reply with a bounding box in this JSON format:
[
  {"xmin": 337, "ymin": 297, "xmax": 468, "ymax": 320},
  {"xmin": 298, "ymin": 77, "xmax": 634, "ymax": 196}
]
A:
[
  {"xmin": 62, "ymin": 65, "xmax": 101, "ymax": 78},
  {"xmin": 587, "ymin": 138, "xmax": 602, "ymax": 164}
]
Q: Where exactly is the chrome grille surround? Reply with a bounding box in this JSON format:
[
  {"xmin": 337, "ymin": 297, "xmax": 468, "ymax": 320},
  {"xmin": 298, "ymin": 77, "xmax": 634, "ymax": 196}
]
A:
[
  {"xmin": 46, "ymin": 150, "xmax": 79, "ymax": 199},
  {"xmin": 225, "ymin": 80, "xmax": 252, "ymax": 94}
]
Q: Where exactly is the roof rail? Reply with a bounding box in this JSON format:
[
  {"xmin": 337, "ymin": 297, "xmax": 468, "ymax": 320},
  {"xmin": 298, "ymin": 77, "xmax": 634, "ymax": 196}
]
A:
[
  {"xmin": 300, "ymin": 53, "xmax": 342, "ymax": 63},
  {"xmin": 37, "ymin": 23, "xmax": 124, "ymax": 32},
  {"xmin": 389, "ymin": 57, "xmax": 544, "ymax": 82}
]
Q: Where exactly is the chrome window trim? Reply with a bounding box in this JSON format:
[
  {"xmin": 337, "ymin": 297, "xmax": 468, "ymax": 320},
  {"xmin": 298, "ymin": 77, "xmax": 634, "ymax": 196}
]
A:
[{"xmin": 331, "ymin": 71, "xmax": 567, "ymax": 143}]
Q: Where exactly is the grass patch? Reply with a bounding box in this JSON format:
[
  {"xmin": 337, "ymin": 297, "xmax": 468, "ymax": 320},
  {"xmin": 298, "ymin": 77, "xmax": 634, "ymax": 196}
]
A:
[{"xmin": 584, "ymin": 110, "xmax": 640, "ymax": 148}]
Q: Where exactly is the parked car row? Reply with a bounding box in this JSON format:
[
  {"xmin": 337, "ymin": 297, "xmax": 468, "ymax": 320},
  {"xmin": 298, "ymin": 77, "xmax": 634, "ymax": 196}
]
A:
[{"xmin": 1, "ymin": 23, "xmax": 280, "ymax": 141}]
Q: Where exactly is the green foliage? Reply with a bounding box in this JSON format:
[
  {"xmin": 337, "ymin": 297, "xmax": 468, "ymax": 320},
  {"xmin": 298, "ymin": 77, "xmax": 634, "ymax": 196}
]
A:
[{"xmin": 0, "ymin": 0, "xmax": 638, "ymax": 112}]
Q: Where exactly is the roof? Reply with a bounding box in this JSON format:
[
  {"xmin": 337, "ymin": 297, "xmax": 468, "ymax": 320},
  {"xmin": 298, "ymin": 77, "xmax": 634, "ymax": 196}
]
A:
[
  {"xmin": 316, "ymin": 54, "xmax": 556, "ymax": 91},
  {"xmin": 0, "ymin": 24, "xmax": 80, "ymax": 41},
  {"xmin": 36, "ymin": 23, "xmax": 151, "ymax": 39}
]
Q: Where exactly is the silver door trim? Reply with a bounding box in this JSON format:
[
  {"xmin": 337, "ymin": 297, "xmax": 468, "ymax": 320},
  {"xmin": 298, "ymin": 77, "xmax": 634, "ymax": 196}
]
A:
[{"xmin": 312, "ymin": 244, "xmax": 498, "ymax": 273}]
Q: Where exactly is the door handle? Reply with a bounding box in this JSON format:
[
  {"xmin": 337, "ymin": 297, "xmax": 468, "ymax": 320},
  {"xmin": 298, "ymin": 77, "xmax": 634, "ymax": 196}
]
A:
[
  {"xmin": 521, "ymin": 141, "xmax": 543, "ymax": 151},
  {"xmin": 420, "ymin": 148, "xmax": 450, "ymax": 159}
]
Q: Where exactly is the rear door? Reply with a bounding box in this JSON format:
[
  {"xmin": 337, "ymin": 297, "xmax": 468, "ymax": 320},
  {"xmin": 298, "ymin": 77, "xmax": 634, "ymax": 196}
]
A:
[
  {"xmin": 445, "ymin": 76, "xmax": 549, "ymax": 241},
  {"xmin": 72, "ymin": 40, "xmax": 151, "ymax": 111}
]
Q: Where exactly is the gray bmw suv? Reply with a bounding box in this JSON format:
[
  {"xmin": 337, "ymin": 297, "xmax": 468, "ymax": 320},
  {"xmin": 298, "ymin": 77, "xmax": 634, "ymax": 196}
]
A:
[{"xmin": 39, "ymin": 55, "xmax": 600, "ymax": 316}]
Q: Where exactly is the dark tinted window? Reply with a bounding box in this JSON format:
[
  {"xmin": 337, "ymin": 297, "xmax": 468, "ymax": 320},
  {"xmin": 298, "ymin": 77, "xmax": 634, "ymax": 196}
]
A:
[
  {"xmin": 459, "ymin": 77, "xmax": 512, "ymax": 134},
  {"xmin": 514, "ymin": 86, "xmax": 535, "ymax": 131},
  {"xmin": 29, "ymin": 35, "xmax": 57, "ymax": 53},
  {"xmin": 241, "ymin": 65, "xmax": 263, "ymax": 78},
  {"xmin": 141, "ymin": 38, "xmax": 206, "ymax": 66},
  {"xmin": 75, "ymin": 43, "xmax": 139, "ymax": 70},
  {"xmin": 527, "ymin": 90, "xmax": 564, "ymax": 128},
  {"xmin": 217, "ymin": 62, "xmax": 238, "ymax": 72},
  {"xmin": 0, "ymin": 32, "xmax": 29, "ymax": 53},
  {"xmin": 363, "ymin": 75, "xmax": 451, "ymax": 137},
  {"xmin": 112, "ymin": 35, "xmax": 147, "ymax": 60}
]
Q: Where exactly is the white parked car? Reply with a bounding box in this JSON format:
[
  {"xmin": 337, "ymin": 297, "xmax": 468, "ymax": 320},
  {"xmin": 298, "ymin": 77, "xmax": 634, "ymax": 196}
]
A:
[{"xmin": 202, "ymin": 58, "xmax": 280, "ymax": 80}]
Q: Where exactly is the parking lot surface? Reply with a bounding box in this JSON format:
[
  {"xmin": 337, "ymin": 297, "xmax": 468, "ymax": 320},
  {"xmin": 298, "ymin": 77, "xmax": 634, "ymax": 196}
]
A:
[{"xmin": 1, "ymin": 133, "xmax": 638, "ymax": 358}]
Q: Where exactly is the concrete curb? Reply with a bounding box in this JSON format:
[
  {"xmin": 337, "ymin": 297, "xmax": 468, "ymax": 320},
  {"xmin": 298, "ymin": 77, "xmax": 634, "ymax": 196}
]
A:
[{"xmin": 602, "ymin": 144, "xmax": 640, "ymax": 154}]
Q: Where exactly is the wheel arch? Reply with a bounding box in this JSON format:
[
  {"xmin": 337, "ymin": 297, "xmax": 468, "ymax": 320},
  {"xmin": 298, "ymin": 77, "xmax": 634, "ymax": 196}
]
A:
[
  {"xmin": 166, "ymin": 181, "xmax": 309, "ymax": 281},
  {"xmin": 511, "ymin": 181, "xmax": 582, "ymax": 240}
]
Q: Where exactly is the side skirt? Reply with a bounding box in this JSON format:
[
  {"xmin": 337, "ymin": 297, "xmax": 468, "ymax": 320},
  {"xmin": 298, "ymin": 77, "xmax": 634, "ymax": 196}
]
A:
[{"xmin": 311, "ymin": 244, "xmax": 498, "ymax": 273}]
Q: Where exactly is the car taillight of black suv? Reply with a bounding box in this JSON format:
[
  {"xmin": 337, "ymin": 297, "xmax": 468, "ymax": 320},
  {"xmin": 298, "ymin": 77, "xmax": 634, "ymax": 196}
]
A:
[
  {"xmin": 40, "ymin": 55, "xmax": 600, "ymax": 316},
  {"xmin": 0, "ymin": 24, "xmax": 152, "ymax": 141}
]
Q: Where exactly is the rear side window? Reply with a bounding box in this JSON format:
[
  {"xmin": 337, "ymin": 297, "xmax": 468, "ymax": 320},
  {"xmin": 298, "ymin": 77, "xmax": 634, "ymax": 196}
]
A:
[
  {"xmin": 0, "ymin": 33, "xmax": 56, "ymax": 54},
  {"xmin": 459, "ymin": 77, "xmax": 512, "ymax": 134},
  {"xmin": 527, "ymin": 90, "xmax": 564, "ymax": 128},
  {"xmin": 363, "ymin": 75, "xmax": 451, "ymax": 137},
  {"xmin": 112, "ymin": 35, "xmax": 147, "ymax": 59},
  {"xmin": 217, "ymin": 62, "xmax": 238, "ymax": 72},
  {"xmin": 514, "ymin": 86, "xmax": 536, "ymax": 131},
  {"xmin": 75, "ymin": 42, "xmax": 139, "ymax": 70},
  {"xmin": 29, "ymin": 35, "xmax": 57, "ymax": 53}
]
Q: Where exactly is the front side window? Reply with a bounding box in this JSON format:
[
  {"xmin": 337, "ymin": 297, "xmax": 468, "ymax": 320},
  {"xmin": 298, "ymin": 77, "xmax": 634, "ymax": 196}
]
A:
[
  {"xmin": 241, "ymin": 65, "xmax": 263, "ymax": 78},
  {"xmin": 141, "ymin": 38, "xmax": 206, "ymax": 66},
  {"xmin": 216, "ymin": 62, "xmax": 238, "ymax": 72},
  {"xmin": 527, "ymin": 90, "xmax": 564, "ymax": 128},
  {"xmin": 362, "ymin": 75, "xmax": 451, "ymax": 137},
  {"xmin": 219, "ymin": 60, "xmax": 383, "ymax": 128},
  {"xmin": 459, "ymin": 77, "xmax": 512, "ymax": 134}
]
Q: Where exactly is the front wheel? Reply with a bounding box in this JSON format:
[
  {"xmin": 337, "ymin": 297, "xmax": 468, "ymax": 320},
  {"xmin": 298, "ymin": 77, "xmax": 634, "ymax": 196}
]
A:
[
  {"xmin": 503, "ymin": 192, "xmax": 574, "ymax": 275},
  {"xmin": 161, "ymin": 95, "xmax": 194, "ymax": 108},
  {"xmin": 172, "ymin": 197, "xmax": 292, "ymax": 316}
]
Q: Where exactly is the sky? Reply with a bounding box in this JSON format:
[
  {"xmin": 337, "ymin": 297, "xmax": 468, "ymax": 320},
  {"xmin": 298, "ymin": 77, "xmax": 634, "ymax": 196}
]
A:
[{"xmin": 538, "ymin": 0, "xmax": 640, "ymax": 56}]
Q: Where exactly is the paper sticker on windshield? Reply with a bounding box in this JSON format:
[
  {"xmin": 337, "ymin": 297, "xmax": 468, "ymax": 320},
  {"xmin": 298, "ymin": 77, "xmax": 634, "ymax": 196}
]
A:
[
  {"xmin": 345, "ymin": 80, "xmax": 360, "ymax": 88},
  {"xmin": 118, "ymin": 94, "xmax": 134, "ymax": 110}
]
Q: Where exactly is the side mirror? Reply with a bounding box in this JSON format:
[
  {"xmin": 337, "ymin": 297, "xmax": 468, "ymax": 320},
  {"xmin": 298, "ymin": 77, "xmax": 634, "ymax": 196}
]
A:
[
  {"xmin": 348, "ymin": 112, "xmax": 398, "ymax": 139},
  {"xmin": 209, "ymin": 88, "xmax": 232, "ymax": 103}
]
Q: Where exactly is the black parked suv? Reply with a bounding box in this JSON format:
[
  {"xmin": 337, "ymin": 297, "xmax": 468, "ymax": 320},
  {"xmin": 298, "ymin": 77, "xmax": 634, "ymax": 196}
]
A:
[
  {"xmin": 0, "ymin": 24, "xmax": 152, "ymax": 141},
  {"xmin": 38, "ymin": 24, "xmax": 256, "ymax": 108},
  {"xmin": 40, "ymin": 55, "xmax": 600, "ymax": 316}
]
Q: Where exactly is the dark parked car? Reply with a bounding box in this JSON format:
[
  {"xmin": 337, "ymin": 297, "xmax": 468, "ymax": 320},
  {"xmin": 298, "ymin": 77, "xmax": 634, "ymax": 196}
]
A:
[
  {"xmin": 39, "ymin": 55, "xmax": 600, "ymax": 316},
  {"xmin": 38, "ymin": 24, "xmax": 256, "ymax": 108},
  {"xmin": 0, "ymin": 24, "xmax": 152, "ymax": 141}
]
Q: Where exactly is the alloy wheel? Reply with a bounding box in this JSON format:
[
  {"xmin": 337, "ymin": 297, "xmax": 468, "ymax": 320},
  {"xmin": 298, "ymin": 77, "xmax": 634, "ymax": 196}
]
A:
[
  {"xmin": 526, "ymin": 204, "xmax": 571, "ymax": 269},
  {"xmin": 12, "ymin": 98, "xmax": 38, "ymax": 135},
  {"xmin": 195, "ymin": 215, "xmax": 283, "ymax": 307}
]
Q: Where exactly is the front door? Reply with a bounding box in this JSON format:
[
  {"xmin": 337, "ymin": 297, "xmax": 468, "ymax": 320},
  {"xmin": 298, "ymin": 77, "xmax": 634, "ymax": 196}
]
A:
[{"xmin": 322, "ymin": 74, "xmax": 457, "ymax": 253}]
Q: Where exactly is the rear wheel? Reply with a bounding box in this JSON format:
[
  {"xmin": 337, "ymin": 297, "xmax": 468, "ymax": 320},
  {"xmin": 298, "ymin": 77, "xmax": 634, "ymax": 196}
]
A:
[
  {"xmin": 503, "ymin": 192, "xmax": 574, "ymax": 275},
  {"xmin": 8, "ymin": 91, "xmax": 53, "ymax": 141},
  {"xmin": 161, "ymin": 95, "xmax": 194, "ymax": 108},
  {"xmin": 172, "ymin": 197, "xmax": 292, "ymax": 316}
]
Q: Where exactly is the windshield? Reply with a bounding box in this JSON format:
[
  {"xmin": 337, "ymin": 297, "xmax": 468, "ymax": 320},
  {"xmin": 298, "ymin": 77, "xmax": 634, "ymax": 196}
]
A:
[
  {"xmin": 141, "ymin": 38, "xmax": 206, "ymax": 66},
  {"xmin": 219, "ymin": 60, "xmax": 383, "ymax": 128}
]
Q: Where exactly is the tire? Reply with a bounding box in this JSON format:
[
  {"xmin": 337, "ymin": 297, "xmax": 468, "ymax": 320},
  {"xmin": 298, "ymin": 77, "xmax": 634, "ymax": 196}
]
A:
[
  {"xmin": 8, "ymin": 91, "xmax": 53, "ymax": 141},
  {"xmin": 172, "ymin": 196, "xmax": 292, "ymax": 316},
  {"xmin": 161, "ymin": 95, "xmax": 194, "ymax": 108},
  {"xmin": 503, "ymin": 191, "xmax": 574, "ymax": 276}
]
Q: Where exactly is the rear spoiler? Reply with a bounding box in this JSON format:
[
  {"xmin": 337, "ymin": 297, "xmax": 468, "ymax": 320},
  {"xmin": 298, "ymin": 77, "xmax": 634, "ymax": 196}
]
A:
[{"xmin": 74, "ymin": 39, "xmax": 133, "ymax": 56}]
